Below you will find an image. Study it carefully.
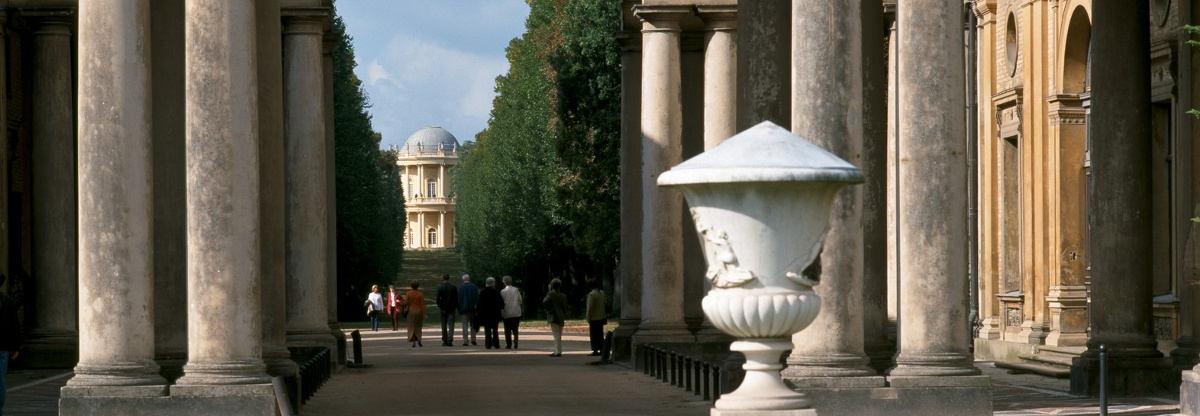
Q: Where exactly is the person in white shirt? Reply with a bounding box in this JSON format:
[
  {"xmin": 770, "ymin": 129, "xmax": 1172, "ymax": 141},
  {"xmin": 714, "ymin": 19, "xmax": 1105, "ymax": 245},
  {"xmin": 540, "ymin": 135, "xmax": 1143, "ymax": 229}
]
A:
[
  {"xmin": 365, "ymin": 285, "xmax": 385, "ymax": 332},
  {"xmin": 500, "ymin": 275, "xmax": 524, "ymax": 349}
]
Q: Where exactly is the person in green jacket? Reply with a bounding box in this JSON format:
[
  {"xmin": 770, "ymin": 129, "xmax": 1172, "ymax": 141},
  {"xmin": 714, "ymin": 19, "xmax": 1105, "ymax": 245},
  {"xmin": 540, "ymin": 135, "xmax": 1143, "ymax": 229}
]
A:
[
  {"xmin": 543, "ymin": 278, "xmax": 568, "ymax": 357},
  {"xmin": 585, "ymin": 278, "xmax": 606, "ymax": 356}
]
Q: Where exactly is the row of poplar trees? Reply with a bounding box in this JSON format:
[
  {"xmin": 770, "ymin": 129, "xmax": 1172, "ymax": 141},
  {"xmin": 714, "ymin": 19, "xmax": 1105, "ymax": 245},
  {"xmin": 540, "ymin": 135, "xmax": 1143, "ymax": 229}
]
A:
[
  {"xmin": 453, "ymin": 0, "xmax": 623, "ymax": 318},
  {"xmin": 330, "ymin": 3, "xmax": 407, "ymax": 321}
]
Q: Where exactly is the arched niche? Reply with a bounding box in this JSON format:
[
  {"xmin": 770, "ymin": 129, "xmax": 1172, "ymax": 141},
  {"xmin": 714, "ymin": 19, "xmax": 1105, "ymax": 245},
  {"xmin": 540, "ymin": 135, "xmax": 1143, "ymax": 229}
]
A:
[{"xmin": 1061, "ymin": 5, "xmax": 1091, "ymax": 94}]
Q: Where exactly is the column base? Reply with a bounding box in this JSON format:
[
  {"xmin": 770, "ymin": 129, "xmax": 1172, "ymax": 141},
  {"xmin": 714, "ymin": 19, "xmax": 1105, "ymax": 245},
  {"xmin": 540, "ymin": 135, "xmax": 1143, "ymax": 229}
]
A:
[
  {"xmin": 1069, "ymin": 354, "xmax": 1172, "ymax": 396},
  {"xmin": 1180, "ymin": 370, "xmax": 1200, "ymax": 415},
  {"xmin": 329, "ymin": 327, "xmax": 347, "ymax": 366},
  {"xmin": 21, "ymin": 330, "xmax": 79, "ymax": 368},
  {"xmin": 60, "ymin": 383, "xmax": 277, "ymax": 416},
  {"xmin": 888, "ymin": 352, "xmax": 981, "ymax": 377},
  {"xmin": 863, "ymin": 341, "xmax": 895, "ymax": 375},
  {"xmin": 632, "ymin": 325, "xmax": 694, "ymax": 346},
  {"xmin": 782, "ymin": 353, "xmax": 877, "ymax": 378},
  {"xmin": 175, "ymin": 360, "xmax": 272, "ymax": 386},
  {"xmin": 711, "ymin": 408, "xmax": 816, "ymax": 416},
  {"xmin": 612, "ymin": 321, "xmax": 640, "ymax": 363},
  {"xmin": 789, "ymin": 376, "xmax": 991, "ymax": 416}
]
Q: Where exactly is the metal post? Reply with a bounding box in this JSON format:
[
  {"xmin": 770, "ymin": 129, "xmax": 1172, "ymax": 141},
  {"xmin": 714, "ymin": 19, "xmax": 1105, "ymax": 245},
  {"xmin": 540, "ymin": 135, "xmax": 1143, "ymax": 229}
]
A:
[
  {"xmin": 694, "ymin": 360, "xmax": 701, "ymax": 396},
  {"xmin": 685, "ymin": 356, "xmax": 693, "ymax": 391},
  {"xmin": 670, "ymin": 351, "xmax": 677, "ymax": 385},
  {"xmin": 351, "ymin": 329, "xmax": 363, "ymax": 365},
  {"xmin": 1100, "ymin": 344, "xmax": 1108, "ymax": 416},
  {"xmin": 713, "ymin": 364, "xmax": 722, "ymax": 401},
  {"xmin": 703, "ymin": 361, "xmax": 711, "ymax": 400}
]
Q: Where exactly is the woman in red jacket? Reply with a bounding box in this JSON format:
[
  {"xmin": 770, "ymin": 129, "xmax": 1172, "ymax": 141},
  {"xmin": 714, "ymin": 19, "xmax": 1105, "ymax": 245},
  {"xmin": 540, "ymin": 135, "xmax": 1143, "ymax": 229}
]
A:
[{"xmin": 402, "ymin": 280, "xmax": 428, "ymax": 347}]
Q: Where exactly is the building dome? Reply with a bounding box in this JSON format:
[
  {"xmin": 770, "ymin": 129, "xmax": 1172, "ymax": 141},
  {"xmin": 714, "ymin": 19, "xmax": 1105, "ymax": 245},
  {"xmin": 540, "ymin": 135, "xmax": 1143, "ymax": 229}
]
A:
[{"xmin": 401, "ymin": 126, "xmax": 460, "ymax": 153}]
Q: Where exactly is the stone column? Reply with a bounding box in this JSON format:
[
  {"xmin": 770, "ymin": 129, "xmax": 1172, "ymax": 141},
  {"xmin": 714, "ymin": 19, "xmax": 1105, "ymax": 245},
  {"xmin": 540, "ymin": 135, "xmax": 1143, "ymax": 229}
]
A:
[
  {"xmin": 863, "ymin": 2, "xmax": 895, "ymax": 374},
  {"xmin": 697, "ymin": 7, "xmax": 736, "ymax": 148},
  {"xmin": 173, "ymin": 0, "xmax": 271, "ymax": 389},
  {"xmin": 1078, "ymin": 0, "xmax": 1169, "ymax": 397},
  {"xmin": 633, "ymin": 5, "xmax": 693, "ymax": 344},
  {"xmin": 736, "ymin": 0, "xmax": 790, "ymax": 129},
  {"xmin": 27, "ymin": 12, "xmax": 78, "ymax": 368},
  {"xmin": 783, "ymin": 0, "xmax": 879, "ymax": 383},
  {"xmin": 257, "ymin": 0, "xmax": 298, "ymax": 384},
  {"xmin": 888, "ymin": 0, "xmax": 981, "ymax": 378},
  {"xmin": 613, "ymin": 30, "xmax": 642, "ymax": 363},
  {"xmin": 284, "ymin": 13, "xmax": 336, "ymax": 351},
  {"xmin": 63, "ymin": 0, "xmax": 167, "ymax": 396},
  {"xmin": 324, "ymin": 31, "xmax": 345, "ymax": 366}
]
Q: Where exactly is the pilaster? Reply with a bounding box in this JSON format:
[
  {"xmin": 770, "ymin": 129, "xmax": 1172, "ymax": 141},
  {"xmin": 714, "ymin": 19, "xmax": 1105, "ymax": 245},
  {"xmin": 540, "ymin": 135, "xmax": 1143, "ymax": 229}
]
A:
[{"xmin": 613, "ymin": 29, "xmax": 642, "ymax": 363}]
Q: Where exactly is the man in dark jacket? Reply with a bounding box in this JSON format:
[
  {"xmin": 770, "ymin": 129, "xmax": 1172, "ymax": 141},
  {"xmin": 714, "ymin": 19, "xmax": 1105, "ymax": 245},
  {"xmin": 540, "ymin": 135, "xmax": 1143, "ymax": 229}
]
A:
[
  {"xmin": 0, "ymin": 274, "xmax": 23, "ymax": 415},
  {"xmin": 435, "ymin": 274, "xmax": 459, "ymax": 346},
  {"xmin": 458, "ymin": 275, "xmax": 480, "ymax": 346},
  {"xmin": 476, "ymin": 277, "xmax": 505, "ymax": 349}
]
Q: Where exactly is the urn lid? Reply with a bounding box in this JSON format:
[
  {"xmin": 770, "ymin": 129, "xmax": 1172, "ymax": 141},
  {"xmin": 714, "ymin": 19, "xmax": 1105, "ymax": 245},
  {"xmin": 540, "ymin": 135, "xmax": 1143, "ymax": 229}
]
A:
[{"xmin": 658, "ymin": 121, "xmax": 864, "ymax": 186}]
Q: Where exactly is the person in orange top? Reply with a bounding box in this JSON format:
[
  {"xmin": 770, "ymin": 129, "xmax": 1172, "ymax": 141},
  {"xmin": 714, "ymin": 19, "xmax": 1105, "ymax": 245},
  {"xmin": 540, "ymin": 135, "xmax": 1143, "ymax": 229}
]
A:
[{"xmin": 402, "ymin": 280, "xmax": 428, "ymax": 347}]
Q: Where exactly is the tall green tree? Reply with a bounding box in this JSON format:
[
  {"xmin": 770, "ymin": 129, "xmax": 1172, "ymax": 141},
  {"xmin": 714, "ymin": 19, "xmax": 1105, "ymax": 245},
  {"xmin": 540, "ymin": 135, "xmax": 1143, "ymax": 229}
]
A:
[
  {"xmin": 453, "ymin": 0, "xmax": 622, "ymax": 316},
  {"xmin": 331, "ymin": 4, "xmax": 406, "ymax": 320}
]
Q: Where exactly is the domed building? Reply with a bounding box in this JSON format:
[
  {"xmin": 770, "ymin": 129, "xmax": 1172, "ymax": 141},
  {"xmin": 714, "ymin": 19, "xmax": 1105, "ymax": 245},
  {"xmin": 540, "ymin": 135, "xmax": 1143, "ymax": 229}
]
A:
[{"xmin": 393, "ymin": 126, "xmax": 460, "ymax": 249}]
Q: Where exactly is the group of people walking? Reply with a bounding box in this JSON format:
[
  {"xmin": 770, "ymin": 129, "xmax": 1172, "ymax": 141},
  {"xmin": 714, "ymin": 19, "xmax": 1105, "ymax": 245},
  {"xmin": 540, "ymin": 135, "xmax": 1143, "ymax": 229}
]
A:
[
  {"xmin": 438, "ymin": 274, "xmax": 523, "ymax": 349},
  {"xmin": 365, "ymin": 274, "xmax": 609, "ymax": 357},
  {"xmin": 364, "ymin": 281, "xmax": 428, "ymax": 347}
]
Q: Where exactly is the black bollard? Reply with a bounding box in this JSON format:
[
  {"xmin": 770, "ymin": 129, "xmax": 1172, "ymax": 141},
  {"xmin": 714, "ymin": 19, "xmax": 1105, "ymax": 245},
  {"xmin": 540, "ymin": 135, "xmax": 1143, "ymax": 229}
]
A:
[
  {"xmin": 670, "ymin": 351, "xmax": 677, "ymax": 386},
  {"xmin": 1100, "ymin": 344, "xmax": 1108, "ymax": 416},
  {"xmin": 351, "ymin": 330, "xmax": 363, "ymax": 365},
  {"xmin": 713, "ymin": 364, "xmax": 721, "ymax": 401},
  {"xmin": 685, "ymin": 357, "xmax": 693, "ymax": 392},
  {"xmin": 702, "ymin": 361, "xmax": 711, "ymax": 401},
  {"xmin": 694, "ymin": 360, "xmax": 702, "ymax": 396},
  {"xmin": 660, "ymin": 349, "xmax": 668, "ymax": 383},
  {"xmin": 641, "ymin": 345, "xmax": 649, "ymax": 375}
]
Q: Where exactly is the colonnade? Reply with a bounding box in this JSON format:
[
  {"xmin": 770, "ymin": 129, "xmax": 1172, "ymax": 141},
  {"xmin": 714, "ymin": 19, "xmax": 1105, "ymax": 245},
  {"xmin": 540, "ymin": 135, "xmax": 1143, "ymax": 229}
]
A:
[
  {"xmin": 0, "ymin": 1, "xmax": 343, "ymax": 412},
  {"xmin": 618, "ymin": 0, "xmax": 981, "ymax": 381}
]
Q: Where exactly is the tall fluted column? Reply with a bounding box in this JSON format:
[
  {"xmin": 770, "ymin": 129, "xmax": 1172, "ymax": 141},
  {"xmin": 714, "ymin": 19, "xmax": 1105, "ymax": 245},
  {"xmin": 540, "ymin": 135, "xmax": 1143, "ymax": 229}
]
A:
[
  {"xmin": 63, "ymin": 0, "xmax": 167, "ymax": 396},
  {"xmin": 634, "ymin": 5, "xmax": 693, "ymax": 344},
  {"xmin": 613, "ymin": 30, "xmax": 642, "ymax": 363},
  {"xmin": 888, "ymin": 0, "xmax": 980, "ymax": 378},
  {"xmin": 284, "ymin": 14, "xmax": 335, "ymax": 350},
  {"xmin": 697, "ymin": 7, "xmax": 736, "ymax": 148},
  {"xmin": 1076, "ymin": 0, "xmax": 1169, "ymax": 398},
  {"xmin": 257, "ymin": 0, "xmax": 297, "ymax": 384},
  {"xmin": 736, "ymin": 0, "xmax": 790, "ymax": 129},
  {"xmin": 28, "ymin": 14, "xmax": 79, "ymax": 368},
  {"xmin": 783, "ymin": 0, "xmax": 878, "ymax": 382},
  {"xmin": 174, "ymin": 0, "xmax": 271, "ymax": 389}
]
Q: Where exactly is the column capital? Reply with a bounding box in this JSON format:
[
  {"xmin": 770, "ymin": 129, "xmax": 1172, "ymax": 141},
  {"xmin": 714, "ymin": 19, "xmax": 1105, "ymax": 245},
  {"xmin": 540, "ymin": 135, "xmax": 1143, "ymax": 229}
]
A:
[
  {"xmin": 695, "ymin": 5, "xmax": 736, "ymax": 31},
  {"xmin": 633, "ymin": 5, "xmax": 690, "ymax": 31},
  {"xmin": 21, "ymin": 8, "xmax": 73, "ymax": 33},
  {"xmin": 616, "ymin": 30, "xmax": 642, "ymax": 52},
  {"xmin": 281, "ymin": 6, "xmax": 330, "ymax": 32}
]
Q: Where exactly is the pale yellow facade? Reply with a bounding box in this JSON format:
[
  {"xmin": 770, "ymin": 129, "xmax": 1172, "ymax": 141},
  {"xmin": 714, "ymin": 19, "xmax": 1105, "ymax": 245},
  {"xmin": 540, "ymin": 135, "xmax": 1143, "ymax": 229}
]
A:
[
  {"xmin": 394, "ymin": 126, "xmax": 459, "ymax": 249},
  {"xmin": 974, "ymin": 0, "xmax": 1199, "ymax": 366}
]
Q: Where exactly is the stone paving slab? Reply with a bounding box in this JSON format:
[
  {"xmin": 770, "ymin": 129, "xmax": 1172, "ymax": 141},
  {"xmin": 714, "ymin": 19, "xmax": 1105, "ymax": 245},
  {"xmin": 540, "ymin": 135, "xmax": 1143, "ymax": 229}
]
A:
[{"xmin": 1, "ymin": 335, "xmax": 1191, "ymax": 415}]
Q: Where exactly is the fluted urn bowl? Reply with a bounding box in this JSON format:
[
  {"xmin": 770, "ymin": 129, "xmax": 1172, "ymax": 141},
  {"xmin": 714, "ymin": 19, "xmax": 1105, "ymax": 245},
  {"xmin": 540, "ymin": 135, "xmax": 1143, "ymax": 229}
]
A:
[{"xmin": 658, "ymin": 121, "xmax": 863, "ymax": 412}]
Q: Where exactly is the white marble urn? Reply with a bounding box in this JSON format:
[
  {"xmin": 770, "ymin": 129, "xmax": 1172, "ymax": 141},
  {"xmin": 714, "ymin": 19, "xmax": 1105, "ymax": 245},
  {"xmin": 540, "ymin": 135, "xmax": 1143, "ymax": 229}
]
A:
[{"xmin": 658, "ymin": 121, "xmax": 863, "ymax": 413}]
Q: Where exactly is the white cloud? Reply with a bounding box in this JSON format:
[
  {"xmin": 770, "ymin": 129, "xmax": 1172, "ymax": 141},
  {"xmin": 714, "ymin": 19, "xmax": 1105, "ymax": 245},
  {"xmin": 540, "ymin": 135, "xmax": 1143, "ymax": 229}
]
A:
[
  {"xmin": 364, "ymin": 60, "xmax": 390, "ymax": 85},
  {"xmin": 363, "ymin": 34, "xmax": 509, "ymax": 145}
]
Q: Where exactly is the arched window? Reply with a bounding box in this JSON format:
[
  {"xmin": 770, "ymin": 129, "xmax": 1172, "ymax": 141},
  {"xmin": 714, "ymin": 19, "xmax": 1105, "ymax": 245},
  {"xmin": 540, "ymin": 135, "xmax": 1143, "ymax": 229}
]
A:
[
  {"xmin": 427, "ymin": 228, "xmax": 437, "ymax": 247},
  {"xmin": 427, "ymin": 178, "xmax": 437, "ymax": 198}
]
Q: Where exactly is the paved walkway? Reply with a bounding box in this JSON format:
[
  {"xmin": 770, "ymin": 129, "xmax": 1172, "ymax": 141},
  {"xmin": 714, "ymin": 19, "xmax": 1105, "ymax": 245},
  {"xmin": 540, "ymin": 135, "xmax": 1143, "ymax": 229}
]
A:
[{"xmin": 0, "ymin": 329, "xmax": 1187, "ymax": 415}]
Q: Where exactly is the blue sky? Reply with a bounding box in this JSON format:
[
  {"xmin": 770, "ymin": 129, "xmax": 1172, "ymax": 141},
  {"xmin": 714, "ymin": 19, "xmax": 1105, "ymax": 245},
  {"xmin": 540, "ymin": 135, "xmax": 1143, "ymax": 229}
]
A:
[{"xmin": 337, "ymin": 0, "xmax": 532, "ymax": 148}]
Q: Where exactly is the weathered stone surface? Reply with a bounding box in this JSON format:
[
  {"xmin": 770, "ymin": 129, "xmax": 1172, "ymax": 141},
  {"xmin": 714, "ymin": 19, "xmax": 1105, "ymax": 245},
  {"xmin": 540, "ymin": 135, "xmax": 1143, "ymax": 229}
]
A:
[
  {"xmin": 68, "ymin": 0, "xmax": 167, "ymax": 393},
  {"xmin": 60, "ymin": 392, "xmax": 278, "ymax": 416},
  {"xmin": 283, "ymin": 12, "xmax": 336, "ymax": 351},
  {"xmin": 633, "ymin": 5, "xmax": 692, "ymax": 344},
  {"xmin": 175, "ymin": 0, "xmax": 270, "ymax": 386},
  {"xmin": 796, "ymin": 381, "xmax": 992, "ymax": 416}
]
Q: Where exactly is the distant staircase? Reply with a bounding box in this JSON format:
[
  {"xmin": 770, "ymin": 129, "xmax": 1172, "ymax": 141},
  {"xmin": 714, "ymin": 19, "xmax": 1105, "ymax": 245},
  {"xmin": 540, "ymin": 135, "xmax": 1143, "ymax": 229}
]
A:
[{"xmin": 994, "ymin": 345, "xmax": 1085, "ymax": 378}]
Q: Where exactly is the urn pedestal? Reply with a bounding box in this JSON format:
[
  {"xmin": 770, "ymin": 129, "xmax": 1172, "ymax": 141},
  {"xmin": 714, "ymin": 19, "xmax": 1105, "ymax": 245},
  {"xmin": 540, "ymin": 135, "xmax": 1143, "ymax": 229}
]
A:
[{"xmin": 659, "ymin": 121, "xmax": 863, "ymax": 414}]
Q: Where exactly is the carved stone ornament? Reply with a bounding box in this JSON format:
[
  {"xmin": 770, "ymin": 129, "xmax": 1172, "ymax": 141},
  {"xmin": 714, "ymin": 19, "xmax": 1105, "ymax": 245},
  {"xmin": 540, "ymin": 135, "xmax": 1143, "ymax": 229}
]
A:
[{"xmin": 659, "ymin": 121, "xmax": 862, "ymax": 413}]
